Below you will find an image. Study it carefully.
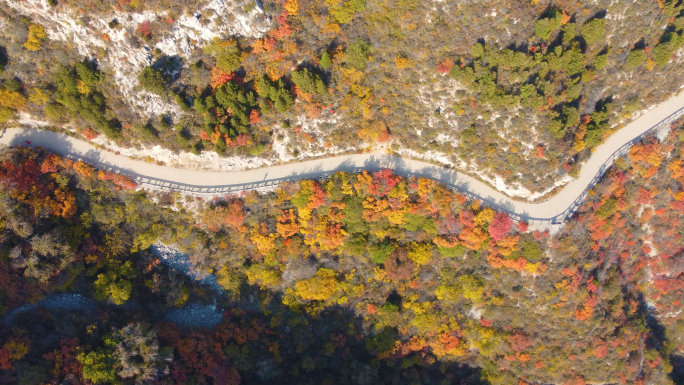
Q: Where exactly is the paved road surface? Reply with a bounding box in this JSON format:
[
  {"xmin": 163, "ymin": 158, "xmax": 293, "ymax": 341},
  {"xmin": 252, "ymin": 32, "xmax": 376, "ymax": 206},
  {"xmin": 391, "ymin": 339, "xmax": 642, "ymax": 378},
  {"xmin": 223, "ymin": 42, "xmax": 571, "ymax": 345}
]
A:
[{"xmin": 2, "ymin": 91, "xmax": 684, "ymax": 224}]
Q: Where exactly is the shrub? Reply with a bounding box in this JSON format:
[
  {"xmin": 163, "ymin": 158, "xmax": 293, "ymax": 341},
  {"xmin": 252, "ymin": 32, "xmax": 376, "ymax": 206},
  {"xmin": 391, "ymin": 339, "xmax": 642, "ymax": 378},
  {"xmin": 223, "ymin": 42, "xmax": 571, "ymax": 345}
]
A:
[
  {"xmin": 174, "ymin": 93, "xmax": 190, "ymax": 111},
  {"xmin": 138, "ymin": 67, "xmax": 167, "ymax": 95},
  {"xmin": 158, "ymin": 115, "xmax": 172, "ymax": 130},
  {"xmin": 563, "ymin": 47, "xmax": 586, "ymax": 75},
  {"xmin": 320, "ymin": 51, "xmax": 332, "ymax": 69},
  {"xmin": 561, "ymin": 23, "xmax": 577, "ymax": 45},
  {"xmin": 294, "ymin": 268, "xmax": 338, "ymax": 301},
  {"xmin": 460, "ymin": 126, "xmax": 478, "ymax": 147},
  {"xmin": 519, "ymin": 241, "xmax": 543, "ymax": 262},
  {"xmin": 273, "ymin": 88, "xmax": 294, "ymax": 112},
  {"xmin": 0, "ymin": 106, "xmax": 14, "ymax": 124},
  {"xmin": 256, "ymin": 75, "xmax": 275, "ymax": 98},
  {"xmin": 584, "ymin": 123, "xmax": 606, "ymax": 147},
  {"xmin": 24, "ymin": 24, "xmax": 46, "ymax": 51},
  {"xmin": 329, "ymin": 0, "xmax": 365, "ymax": 24},
  {"xmin": 257, "ymin": 75, "xmax": 294, "ymax": 112},
  {"xmin": 191, "ymin": 142, "xmax": 203, "ymax": 155},
  {"xmin": 566, "ymin": 83, "xmax": 582, "ymax": 100},
  {"xmin": 590, "ymin": 100, "xmax": 612, "ymax": 123},
  {"xmin": 437, "ymin": 245, "xmax": 466, "ymax": 258},
  {"xmin": 4, "ymin": 78, "xmax": 22, "ymax": 93},
  {"xmin": 370, "ymin": 242, "xmax": 394, "ymax": 264},
  {"xmin": 174, "ymin": 127, "xmax": 189, "ymax": 147},
  {"xmin": 78, "ymin": 350, "xmax": 116, "ymax": 384},
  {"xmin": 534, "ymin": 10, "xmax": 562, "ymax": 40},
  {"xmin": 623, "ymin": 97, "xmax": 640, "ymax": 114},
  {"xmin": 519, "ymin": 84, "xmax": 544, "ymax": 108},
  {"xmin": 548, "ymin": 119, "xmax": 564, "ymax": 138},
  {"xmin": 52, "ymin": 63, "xmax": 121, "ymax": 139},
  {"xmin": 653, "ymin": 41, "xmax": 678, "ymax": 66},
  {"xmin": 562, "ymin": 106, "xmax": 580, "ymax": 128},
  {"xmin": 138, "ymin": 123, "xmax": 158, "ymax": 140},
  {"xmin": 534, "ymin": 19, "xmax": 552, "ymax": 40},
  {"xmin": 581, "ymin": 69, "xmax": 596, "ymax": 83},
  {"xmin": 381, "ymin": 296, "xmax": 400, "ymax": 313},
  {"xmin": 205, "ymin": 38, "xmax": 245, "ymax": 73},
  {"xmin": 381, "ymin": 301, "xmax": 399, "ymax": 314},
  {"xmin": 346, "ymin": 41, "xmax": 371, "ymax": 70},
  {"xmin": 0, "ymin": 90, "xmax": 26, "ymax": 110},
  {"xmin": 593, "ymin": 52, "xmax": 608, "ymax": 70},
  {"xmin": 407, "ymin": 243, "xmax": 433, "ymax": 267},
  {"xmin": 596, "ymin": 198, "xmax": 618, "ymax": 219},
  {"xmin": 74, "ymin": 61, "xmax": 101, "ymax": 85},
  {"xmin": 626, "ymin": 49, "xmax": 646, "ymax": 68},
  {"xmin": 291, "ymin": 68, "xmax": 327, "ymax": 95},
  {"xmin": 457, "ymin": 275, "xmax": 485, "ymax": 302},
  {"xmin": 248, "ymin": 143, "xmax": 267, "ymax": 156},
  {"xmin": 580, "ymin": 18, "xmax": 606, "ymax": 44},
  {"xmin": 136, "ymin": 21, "xmax": 152, "ymax": 39},
  {"xmin": 471, "ymin": 43, "xmax": 484, "ymax": 59},
  {"xmin": 44, "ymin": 103, "xmax": 69, "ymax": 122},
  {"xmin": 214, "ymin": 137, "xmax": 227, "ymax": 154},
  {"xmin": 449, "ymin": 65, "xmax": 475, "ymax": 85}
]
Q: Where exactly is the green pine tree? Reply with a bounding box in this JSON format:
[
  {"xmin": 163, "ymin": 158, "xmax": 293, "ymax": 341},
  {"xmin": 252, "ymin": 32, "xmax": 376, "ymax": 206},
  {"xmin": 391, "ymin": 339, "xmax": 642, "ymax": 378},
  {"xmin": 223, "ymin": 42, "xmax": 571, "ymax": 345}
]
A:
[{"xmin": 321, "ymin": 51, "xmax": 332, "ymax": 69}]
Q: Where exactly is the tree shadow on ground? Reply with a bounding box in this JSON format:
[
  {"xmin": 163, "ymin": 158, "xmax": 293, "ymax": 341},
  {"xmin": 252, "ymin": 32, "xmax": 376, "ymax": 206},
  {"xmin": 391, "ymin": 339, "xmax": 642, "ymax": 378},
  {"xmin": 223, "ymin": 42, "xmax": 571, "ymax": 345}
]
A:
[{"xmin": 4, "ymin": 262, "xmax": 488, "ymax": 385}]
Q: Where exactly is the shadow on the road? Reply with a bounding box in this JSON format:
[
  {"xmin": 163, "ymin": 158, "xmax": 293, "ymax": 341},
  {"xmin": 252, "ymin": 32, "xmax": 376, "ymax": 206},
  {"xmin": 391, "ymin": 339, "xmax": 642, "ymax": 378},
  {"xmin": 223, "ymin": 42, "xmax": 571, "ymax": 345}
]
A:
[
  {"xmin": 356, "ymin": 154, "xmax": 540, "ymax": 223},
  {"xmin": 3, "ymin": 128, "xmax": 141, "ymax": 178},
  {"xmin": 2, "ymin": 129, "xmax": 551, "ymax": 223}
]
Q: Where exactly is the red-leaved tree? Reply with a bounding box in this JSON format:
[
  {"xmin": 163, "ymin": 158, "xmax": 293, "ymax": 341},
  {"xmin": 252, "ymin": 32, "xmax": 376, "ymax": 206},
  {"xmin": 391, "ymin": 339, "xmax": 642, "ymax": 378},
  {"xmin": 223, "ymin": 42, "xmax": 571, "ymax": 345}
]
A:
[{"xmin": 489, "ymin": 212, "xmax": 512, "ymax": 242}]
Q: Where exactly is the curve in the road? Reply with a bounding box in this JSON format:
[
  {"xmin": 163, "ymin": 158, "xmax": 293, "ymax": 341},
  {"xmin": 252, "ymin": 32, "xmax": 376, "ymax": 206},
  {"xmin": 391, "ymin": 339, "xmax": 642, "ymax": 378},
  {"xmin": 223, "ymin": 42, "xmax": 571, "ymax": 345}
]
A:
[{"xmin": 2, "ymin": 91, "xmax": 684, "ymax": 225}]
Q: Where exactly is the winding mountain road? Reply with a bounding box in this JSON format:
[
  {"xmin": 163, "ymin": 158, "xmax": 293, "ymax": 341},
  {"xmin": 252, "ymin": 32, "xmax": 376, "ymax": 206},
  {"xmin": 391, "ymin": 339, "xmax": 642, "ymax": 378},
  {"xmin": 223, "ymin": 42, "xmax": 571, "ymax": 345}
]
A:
[{"xmin": 2, "ymin": 91, "xmax": 684, "ymax": 225}]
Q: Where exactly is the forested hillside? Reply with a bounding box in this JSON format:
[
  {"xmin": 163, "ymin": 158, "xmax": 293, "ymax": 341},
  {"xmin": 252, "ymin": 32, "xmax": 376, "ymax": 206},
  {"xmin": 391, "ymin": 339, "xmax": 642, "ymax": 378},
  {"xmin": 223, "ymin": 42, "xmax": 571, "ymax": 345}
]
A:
[
  {"xmin": 3, "ymin": 0, "xmax": 684, "ymax": 383},
  {"xmin": 1, "ymin": 115, "xmax": 684, "ymax": 383},
  {"xmin": 3, "ymin": 0, "xmax": 684, "ymax": 195}
]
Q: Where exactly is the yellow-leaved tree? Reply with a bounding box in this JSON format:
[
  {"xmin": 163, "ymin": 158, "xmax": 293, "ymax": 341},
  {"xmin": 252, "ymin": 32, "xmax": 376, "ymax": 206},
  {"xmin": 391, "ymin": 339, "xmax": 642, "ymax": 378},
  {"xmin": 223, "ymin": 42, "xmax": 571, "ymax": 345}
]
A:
[
  {"xmin": 284, "ymin": 0, "xmax": 299, "ymax": 15},
  {"xmin": 294, "ymin": 268, "xmax": 339, "ymax": 301},
  {"xmin": 407, "ymin": 242, "xmax": 433, "ymax": 267},
  {"xmin": 24, "ymin": 24, "xmax": 47, "ymax": 51}
]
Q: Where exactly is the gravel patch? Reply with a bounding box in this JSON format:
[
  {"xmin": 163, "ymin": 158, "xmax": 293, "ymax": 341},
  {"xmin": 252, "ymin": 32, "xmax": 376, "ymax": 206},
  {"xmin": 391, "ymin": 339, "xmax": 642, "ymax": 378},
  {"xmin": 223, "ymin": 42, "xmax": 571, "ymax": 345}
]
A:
[
  {"xmin": 150, "ymin": 243, "xmax": 222, "ymax": 291},
  {"xmin": 164, "ymin": 303, "xmax": 223, "ymax": 330},
  {"xmin": 4, "ymin": 293, "xmax": 96, "ymax": 323}
]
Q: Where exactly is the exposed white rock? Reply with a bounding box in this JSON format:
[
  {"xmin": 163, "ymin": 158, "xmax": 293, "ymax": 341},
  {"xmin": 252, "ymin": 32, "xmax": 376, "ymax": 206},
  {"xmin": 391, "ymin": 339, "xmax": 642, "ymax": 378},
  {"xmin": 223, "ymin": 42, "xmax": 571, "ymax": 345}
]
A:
[{"xmin": 4, "ymin": 0, "xmax": 270, "ymax": 119}]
